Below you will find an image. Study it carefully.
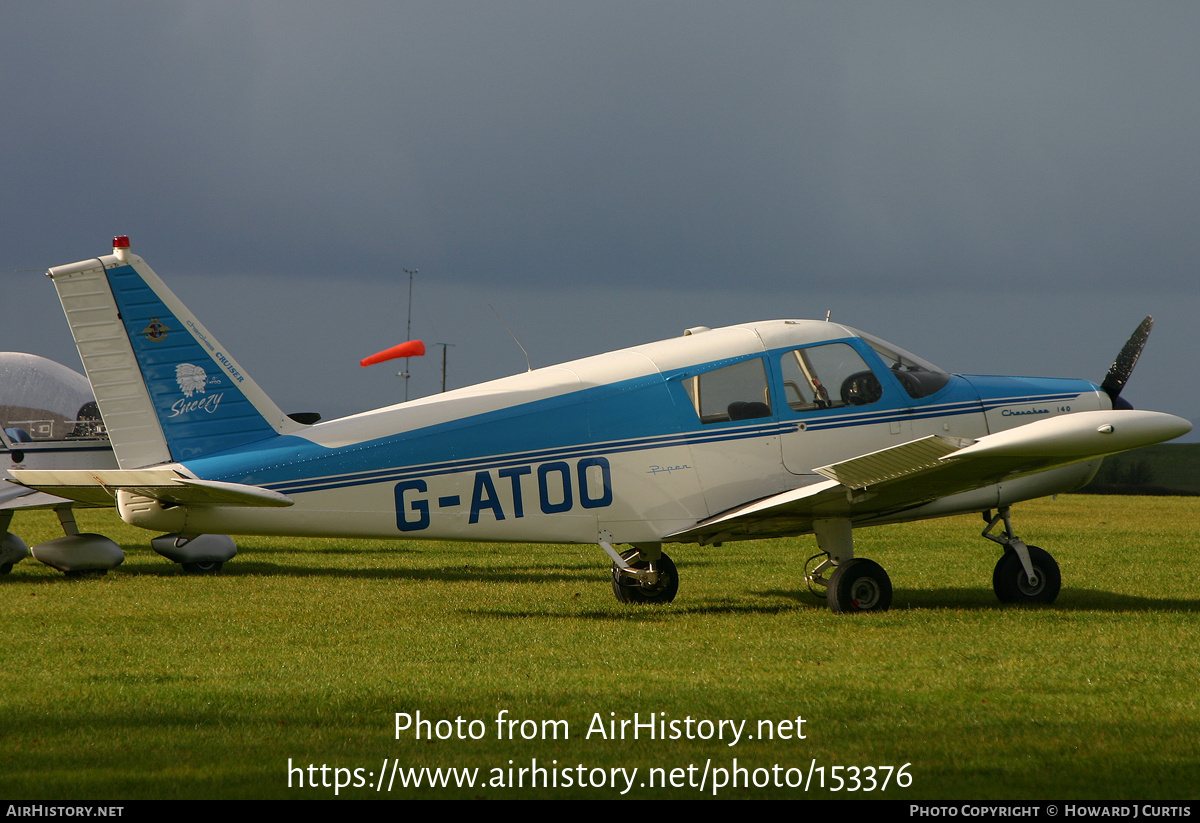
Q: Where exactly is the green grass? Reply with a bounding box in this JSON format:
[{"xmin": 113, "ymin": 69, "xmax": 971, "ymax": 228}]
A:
[{"xmin": 2, "ymin": 497, "xmax": 1198, "ymax": 799}]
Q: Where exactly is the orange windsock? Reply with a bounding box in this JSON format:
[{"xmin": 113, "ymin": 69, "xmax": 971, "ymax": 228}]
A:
[{"xmin": 360, "ymin": 340, "xmax": 426, "ymax": 367}]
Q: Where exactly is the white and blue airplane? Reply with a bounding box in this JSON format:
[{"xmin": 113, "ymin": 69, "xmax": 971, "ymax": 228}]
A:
[{"xmin": 8, "ymin": 237, "xmax": 1192, "ymax": 611}]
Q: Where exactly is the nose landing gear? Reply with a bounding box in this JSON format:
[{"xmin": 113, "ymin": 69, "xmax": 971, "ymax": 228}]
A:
[{"xmin": 983, "ymin": 508, "xmax": 1061, "ymax": 605}]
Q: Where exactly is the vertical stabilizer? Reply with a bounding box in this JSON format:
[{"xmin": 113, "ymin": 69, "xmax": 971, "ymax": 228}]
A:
[{"xmin": 46, "ymin": 237, "xmax": 301, "ymax": 468}]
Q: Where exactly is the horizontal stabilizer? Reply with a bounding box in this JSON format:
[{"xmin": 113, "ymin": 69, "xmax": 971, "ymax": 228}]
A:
[{"xmin": 8, "ymin": 469, "xmax": 294, "ymax": 508}]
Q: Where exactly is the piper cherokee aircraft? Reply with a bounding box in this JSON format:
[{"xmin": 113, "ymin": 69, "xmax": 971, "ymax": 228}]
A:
[{"xmin": 8, "ymin": 237, "xmax": 1191, "ymax": 612}]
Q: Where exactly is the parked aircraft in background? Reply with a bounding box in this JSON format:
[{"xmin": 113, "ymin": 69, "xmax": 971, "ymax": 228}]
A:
[
  {"xmin": 0, "ymin": 352, "xmax": 114, "ymax": 572},
  {"xmin": 8, "ymin": 237, "xmax": 1191, "ymax": 611},
  {"xmin": 0, "ymin": 350, "xmax": 239, "ymax": 574}
]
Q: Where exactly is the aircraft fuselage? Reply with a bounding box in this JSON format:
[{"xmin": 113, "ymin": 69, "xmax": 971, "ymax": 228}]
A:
[{"xmin": 116, "ymin": 320, "xmax": 1106, "ymax": 545}]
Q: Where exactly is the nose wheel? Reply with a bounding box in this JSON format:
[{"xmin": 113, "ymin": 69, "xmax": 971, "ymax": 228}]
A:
[{"xmin": 993, "ymin": 545, "xmax": 1060, "ymax": 604}]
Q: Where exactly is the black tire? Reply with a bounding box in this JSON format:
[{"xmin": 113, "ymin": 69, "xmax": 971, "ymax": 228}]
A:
[
  {"xmin": 0, "ymin": 562, "xmax": 12, "ymax": 575},
  {"xmin": 993, "ymin": 545, "xmax": 1060, "ymax": 605},
  {"xmin": 612, "ymin": 551, "xmax": 679, "ymax": 604},
  {"xmin": 182, "ymin": 561, "xmax": 224, "ymax": 574},
  {"xmin": 827, "ymin": 558, "xmax": 892, "ymax": 613}
]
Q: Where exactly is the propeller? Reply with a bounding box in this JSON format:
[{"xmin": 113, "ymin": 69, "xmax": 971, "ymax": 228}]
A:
[{"xmin": 1100, "ymin": 316, "xmax": 1153, "ymax": 410}]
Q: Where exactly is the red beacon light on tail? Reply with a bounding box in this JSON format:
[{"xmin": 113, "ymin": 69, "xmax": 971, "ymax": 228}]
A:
[{"xmin": 112, "ymin": 235, "xmax": 131, "ymax": 263}]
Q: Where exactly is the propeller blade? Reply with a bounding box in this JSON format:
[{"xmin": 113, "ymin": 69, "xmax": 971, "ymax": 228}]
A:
[{"xmin": 1100, "ymin": 316, "xmax": 1153, "ymax": 405}]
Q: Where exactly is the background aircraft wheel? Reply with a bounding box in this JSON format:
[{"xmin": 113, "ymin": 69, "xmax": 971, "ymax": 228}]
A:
[
  {"xmin": 182, "ymin": 561, "xmax": 224, "ymax": 574},
  {"xmin": 0, "ymin": 562, "xmax": 12, "ymax": 575},
  {"xmin": 827, "ymin": 558, "xmax": 892, "ymax": 613},
  {"xmin": 612, "ymin": 551, "xmax": 678, "ymax": 604},
  {"xmin": 992, "ymin": 546, "xmax": 1060, "ymax": 604}
]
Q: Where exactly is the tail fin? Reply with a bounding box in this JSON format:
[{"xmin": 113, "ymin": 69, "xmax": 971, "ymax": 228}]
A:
[{"xmin": 46, "ymin": 236, "xmax": 303, "ymax": 468}]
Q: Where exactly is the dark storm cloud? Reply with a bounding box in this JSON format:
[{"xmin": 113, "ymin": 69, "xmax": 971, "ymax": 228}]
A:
[
  {"xmin": 7, "ymin": 2, "xmax": 1200, "ymax": 290},
  {"xmin": 822, "ymin": 5, "xmax": 1200, "ymax": 294},
  {"xmin": 2, "ymin": 2, "xmax": 1197, "ymax": 428}
]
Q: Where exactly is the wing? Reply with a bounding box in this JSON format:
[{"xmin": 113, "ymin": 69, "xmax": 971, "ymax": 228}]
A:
[
  {"xmin": 667, "ymin": 409, "xmax": 1191, "ymax": 544},
  {"xmin": 0, "ymin": 479, "xmax": 82, "ymax": 511},
  {"xmin": 7, "ymin": 468, "xmax": 294, "ymax": 508}
]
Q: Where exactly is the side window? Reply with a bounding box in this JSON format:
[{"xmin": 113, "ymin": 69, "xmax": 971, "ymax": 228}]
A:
[
  {"xmin": 1, "ymin": 400, "xmax": 107, "ymax": 441},
  {"xmin": 683, "ymin": 358, "xmax": 772, "ymax": 424},
  {"xmin": 780, "ymin": 351, "xmax": 817, "ymax": 409},
  {"xmin": 780, "ymin": 343, "xmax": 881, "ymax": 410}
]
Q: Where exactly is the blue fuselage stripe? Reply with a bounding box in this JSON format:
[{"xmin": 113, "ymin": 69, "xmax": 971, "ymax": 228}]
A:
[
  {"xmin": 259, "ymin": 393, "xmax": 1083, "ymax": 496},
  {"xmin": 266, "ymin": 421, "xmax": 797, "ymax": 494}
]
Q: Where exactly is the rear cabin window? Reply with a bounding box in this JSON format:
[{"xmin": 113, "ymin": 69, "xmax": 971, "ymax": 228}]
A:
[
  {"xmin": 780, "ymin": 343, "xmax": 881, "ymax": 410},
  {"xmin": 683, "ymin": 358, "xmax": 772, "ymax": 424}
]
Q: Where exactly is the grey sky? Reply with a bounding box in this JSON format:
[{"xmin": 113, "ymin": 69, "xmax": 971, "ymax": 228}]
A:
[{"xmin": 3, "ymin": 2, "xmax": 1198, "ymax": 436}]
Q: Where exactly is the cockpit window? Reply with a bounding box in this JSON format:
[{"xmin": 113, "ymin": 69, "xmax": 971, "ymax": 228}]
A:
[
  {"xmin": 858, "ymin": 332, "xmax": 951, "ymax": 400},
  {"xmin": 780, "ymin": 342, "xmax": 881, "ymax": 410},
  {"xmin": 0, "ymin": 353, "xmax": 108, "ymax": 442},
  {"xmin": 682, "ymin": 358, "xmax": 772, "ymax": 424}
]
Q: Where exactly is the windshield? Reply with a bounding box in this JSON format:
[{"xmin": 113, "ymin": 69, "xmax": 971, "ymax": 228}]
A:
[
  {"xmin": 0, "ymin": 353, "xmax": 106, "ymax": 442},
  {"xmin": 856, "ymin": 332, "xmax": 951, "ymax": 400}
]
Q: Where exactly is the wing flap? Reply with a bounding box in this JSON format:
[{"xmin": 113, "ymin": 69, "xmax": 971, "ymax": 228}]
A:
[{"xmin": 813, "ymin": 434, "xmax": 968, "ymax": 489}]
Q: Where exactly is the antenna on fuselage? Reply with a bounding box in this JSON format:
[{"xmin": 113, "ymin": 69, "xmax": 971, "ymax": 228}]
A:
[
  {"xmin": 489, "ymin": 304, "xmax": 532, "ymax": 372},
  {"xmin": 825, "ymin": 310, "xmax": 831, "ymax": 322}
]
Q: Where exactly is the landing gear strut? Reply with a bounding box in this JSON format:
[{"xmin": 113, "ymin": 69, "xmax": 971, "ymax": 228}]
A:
[
  {"xmin": 602, "ymin": 540, "xmax": 679, "ymax": 604},
  {"xmin": 805, "ymin": 518, "xmax": 893, "ymax": 613},
  {"xmin": 982, "ymin": 508, "xmax": 1060, "ymax": 605}
]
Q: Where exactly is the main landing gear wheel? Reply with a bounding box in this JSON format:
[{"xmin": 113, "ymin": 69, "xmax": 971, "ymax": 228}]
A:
[
  {"xmin": 182, "ymin": 561, "xmax": 224, "ymax": 574},
  {"xmin": 992, "ymin": 545, "xmax": 1060, "ymax": 605},
  {"xmin": 827, "ymin": 558, "xmax": 893, "ymax": 614},
  {"xmin": 612, "ymin": 550, "xmax": 679, "ymax": 604}
]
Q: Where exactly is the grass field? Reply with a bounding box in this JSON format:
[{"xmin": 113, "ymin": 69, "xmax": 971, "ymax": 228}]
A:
[{"xmin": 3, "ymin": 496, "xmax": 1198, "ymax": 799}]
